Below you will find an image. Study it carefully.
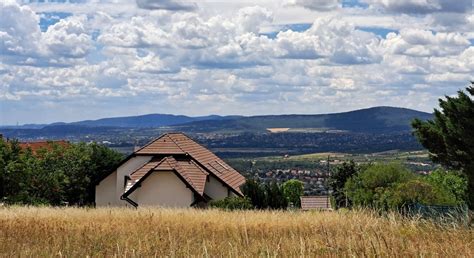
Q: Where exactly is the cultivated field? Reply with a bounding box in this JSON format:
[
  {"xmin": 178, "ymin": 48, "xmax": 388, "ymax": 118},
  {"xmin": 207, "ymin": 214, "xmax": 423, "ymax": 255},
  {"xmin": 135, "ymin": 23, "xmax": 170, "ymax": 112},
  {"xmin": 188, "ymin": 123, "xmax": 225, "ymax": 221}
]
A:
[{"xmin": 0, "ymin": 207, "xmax": 472, "ymax": 257}]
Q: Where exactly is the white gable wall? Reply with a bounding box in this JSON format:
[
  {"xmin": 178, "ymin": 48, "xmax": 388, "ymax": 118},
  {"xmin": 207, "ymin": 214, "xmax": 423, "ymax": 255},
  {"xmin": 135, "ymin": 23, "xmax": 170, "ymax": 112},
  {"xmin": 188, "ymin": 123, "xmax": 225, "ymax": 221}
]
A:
[
  {"xmin": 95, "ymin": 171, "xmax": 117, "ymax": 206},
  {"xmin": 115, "ymin": 155, "xmax": 153, "ymax": 206},
  {"xmin": 132, "ymin": 171, "xmax": 193, "ymax": 207},
  {"xmin": 95, "ymin": 155, "xmax": 153, "ymax": 207},
  {"xmin": 204, "ymin": 174, "xmax": 230, "ymax": 200}
]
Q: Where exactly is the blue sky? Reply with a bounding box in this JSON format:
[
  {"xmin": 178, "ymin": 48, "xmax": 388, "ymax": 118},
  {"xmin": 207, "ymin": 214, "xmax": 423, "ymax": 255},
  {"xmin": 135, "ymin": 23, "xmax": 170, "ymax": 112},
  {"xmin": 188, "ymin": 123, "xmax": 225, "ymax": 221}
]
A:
[{"xmin": 1, "ymin": 0, "xmax": 473, "ymax": 124}]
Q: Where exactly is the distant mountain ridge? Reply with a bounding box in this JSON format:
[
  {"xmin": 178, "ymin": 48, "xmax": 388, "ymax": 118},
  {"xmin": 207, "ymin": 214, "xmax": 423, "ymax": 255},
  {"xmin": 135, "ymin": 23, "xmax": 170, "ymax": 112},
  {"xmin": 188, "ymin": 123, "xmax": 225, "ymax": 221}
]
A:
[
  {"xmin": 173, "ymin": 106, "xmax": 433, "ymax": 133},
  {"xmin": 69, "ymin": 114, "xmax": 241, "ymax": 128},
  {"xmin": 0, "ymin": 106, "xmax": 432, "ymax": 134}
]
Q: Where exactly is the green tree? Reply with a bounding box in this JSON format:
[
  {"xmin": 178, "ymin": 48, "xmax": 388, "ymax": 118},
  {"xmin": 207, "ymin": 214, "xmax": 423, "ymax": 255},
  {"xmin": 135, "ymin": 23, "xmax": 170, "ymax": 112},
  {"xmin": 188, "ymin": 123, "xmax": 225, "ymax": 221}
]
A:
[
  {"xmin": 0, "ymin": 139, "xmax": 123, "ymax": 206},
  {"xmin": 282, "ymin": 179, "xmax": 304, "ymax": 208},
  {"xmin": 242, "ymin": 179, "xmax": 267, "ymax": 209},
  {"xmin": 412, "ymin": 82, "xmax": 474, "ymax": 207},
  {"xmin": 344, "ymin": 163, "xmax": 415, "ymax": 208},
  {"xmin": 329, "ymin": 161, "xmax": 359, "ymax": 209},
  {"xmin": 265, "ymin": 181, "xmax": 288, "ymax": 209}
]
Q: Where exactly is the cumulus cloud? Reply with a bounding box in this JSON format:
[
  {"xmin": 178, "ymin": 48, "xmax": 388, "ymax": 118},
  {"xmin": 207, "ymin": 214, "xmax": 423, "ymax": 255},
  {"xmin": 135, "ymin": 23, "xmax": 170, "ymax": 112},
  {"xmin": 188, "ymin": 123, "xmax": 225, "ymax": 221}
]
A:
[
  {"xmin": 382, "ymin": 29, "xmax": 470, "ymax": 57},
  {"xmin": 275, "ymin": 18, "xmax": 382, "ymax": 64},
  {"xmin": 0, "ymin": 1, "xmax": 94, "ymax": 66},
  {"xmin": 43, "ymin": 16, "xmax": 93, "ymax": 58},
  {"xmin": 286, "ymin": 0, "xmax": 341, "ymax": 11},
  {"xmin": 0, "ymin": 1, "xmax": 42, "ymax": 57},
  {"xmin": 364, "ymin": 0, "xmax": 471, "ymax": 14},
  {"xmin": 2, "ymin": 0, "xmax": 474, "ymax": 124},
  {"xmin": 136, "ymin": 0, "xmax": 197, "ymax": 11}
]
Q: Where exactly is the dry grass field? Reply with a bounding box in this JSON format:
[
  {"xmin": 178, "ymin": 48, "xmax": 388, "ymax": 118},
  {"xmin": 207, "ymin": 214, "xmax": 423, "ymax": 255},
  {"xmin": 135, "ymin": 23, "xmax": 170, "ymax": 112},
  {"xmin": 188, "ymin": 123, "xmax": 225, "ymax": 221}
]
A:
[{"xmin": 0, "ymin": 206, "xmax": 472, "ymax": 257}]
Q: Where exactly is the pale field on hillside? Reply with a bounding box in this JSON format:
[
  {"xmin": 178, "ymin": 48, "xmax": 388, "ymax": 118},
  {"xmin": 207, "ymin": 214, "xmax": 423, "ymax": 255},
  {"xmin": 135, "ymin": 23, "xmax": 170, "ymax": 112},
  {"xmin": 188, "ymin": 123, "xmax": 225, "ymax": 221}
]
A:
[{"xmin": 0, "ymin": 207, "xmax": 472, "ymax": 257}]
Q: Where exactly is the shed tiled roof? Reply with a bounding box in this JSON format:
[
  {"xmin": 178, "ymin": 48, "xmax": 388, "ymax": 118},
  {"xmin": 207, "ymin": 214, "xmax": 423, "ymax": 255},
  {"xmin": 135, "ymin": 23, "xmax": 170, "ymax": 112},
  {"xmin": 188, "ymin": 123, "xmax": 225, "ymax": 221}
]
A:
[
  {"xmin": 124, "ymin": 133, "xmax": 245, "ymax": 198},
  {"xmin": 300, "ymin": 196, "xmax": 332, "ymax": 210}
]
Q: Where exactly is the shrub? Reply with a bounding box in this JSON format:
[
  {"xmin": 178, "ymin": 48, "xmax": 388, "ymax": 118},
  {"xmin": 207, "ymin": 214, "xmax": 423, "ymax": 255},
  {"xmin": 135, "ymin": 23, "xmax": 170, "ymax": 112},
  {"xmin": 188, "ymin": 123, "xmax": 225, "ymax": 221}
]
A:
[
  {"xmin": 344, "ymin": 163, "xmax": 415, "ymax": 208},
  {"xmin": 209, "ymin": 197, "xmax": 253, "ymax": 210},
  {"xmin": 379, "ymin": 179, "xmax": 457, "ymax": 210},
  {"xmin": 426, "ymin": 169, "xmax": 467, "ymax": 205}
]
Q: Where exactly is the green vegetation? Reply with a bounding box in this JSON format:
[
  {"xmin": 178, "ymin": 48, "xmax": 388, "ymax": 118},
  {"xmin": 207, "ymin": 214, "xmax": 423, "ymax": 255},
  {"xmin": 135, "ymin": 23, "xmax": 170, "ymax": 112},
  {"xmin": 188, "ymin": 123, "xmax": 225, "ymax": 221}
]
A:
[
  {"xmin": 336, "ymin": 163, "xmax": 467, "ymax": 211},
  {"xmin": 0, "ymin": 139, "xmax": 123, "ymax": 205},
  {"xmin": 412, "ymin": 82, "xmax": 474, "ymax": 208},
  {"xmin": 242, "ymin": 179, "xmax": 292, "ymax": 209},
  {"xmin": 209, "ymin": 197, "xmax": 253, "ymax": 210},
  {"xmin": 329, "ymin": 161, "xmax": 360, "ymax": 209},
  {"xmin": 282, "ymin": 179, "xmax": 305, "ymax": 207}
]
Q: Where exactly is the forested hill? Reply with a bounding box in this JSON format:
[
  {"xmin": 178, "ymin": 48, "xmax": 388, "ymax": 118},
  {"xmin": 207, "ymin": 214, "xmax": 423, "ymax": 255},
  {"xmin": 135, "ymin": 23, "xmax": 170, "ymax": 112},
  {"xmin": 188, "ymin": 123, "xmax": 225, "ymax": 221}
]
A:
[
  {"xmin": 174, "ymin": 106, "xmax": 433, "ymax": 133},
  {"xmin": 69, "ymin": 114, "xmax": 240, "ymax": 128},
  {"xmin": 1, "ymin": 106, "xmax": 433, "ymax": 137}
]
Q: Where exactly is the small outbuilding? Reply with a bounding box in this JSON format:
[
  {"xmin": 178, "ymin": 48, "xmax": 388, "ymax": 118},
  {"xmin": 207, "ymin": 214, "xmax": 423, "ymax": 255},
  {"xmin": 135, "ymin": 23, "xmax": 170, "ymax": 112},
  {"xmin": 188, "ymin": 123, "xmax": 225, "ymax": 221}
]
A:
[
  {"xmin": 300, "ymin": 196, "xmax": 332, "ymax": 211},
  {"xmin": 95, "ymin": 133, "xmax": 246, "ymax": 208}
]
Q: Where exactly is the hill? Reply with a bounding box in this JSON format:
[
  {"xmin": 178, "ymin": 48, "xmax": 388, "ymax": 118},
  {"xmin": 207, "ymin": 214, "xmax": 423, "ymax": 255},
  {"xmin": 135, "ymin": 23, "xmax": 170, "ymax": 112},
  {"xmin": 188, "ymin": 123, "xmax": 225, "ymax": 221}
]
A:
[
  {"xmin": 174, "ymin": 106, "xmax": 433, "ymax": 133},
  {"xmin": 70, "ymin": 114, "xmax": 239, "ymax": 128}
]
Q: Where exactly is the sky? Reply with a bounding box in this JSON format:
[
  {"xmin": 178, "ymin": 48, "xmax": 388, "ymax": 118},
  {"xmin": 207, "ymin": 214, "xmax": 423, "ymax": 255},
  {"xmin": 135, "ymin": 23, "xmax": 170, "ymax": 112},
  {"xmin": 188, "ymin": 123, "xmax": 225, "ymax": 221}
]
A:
[{"xmin": 0, "ymin": 0, "xmax": 473, "ymax": 125}]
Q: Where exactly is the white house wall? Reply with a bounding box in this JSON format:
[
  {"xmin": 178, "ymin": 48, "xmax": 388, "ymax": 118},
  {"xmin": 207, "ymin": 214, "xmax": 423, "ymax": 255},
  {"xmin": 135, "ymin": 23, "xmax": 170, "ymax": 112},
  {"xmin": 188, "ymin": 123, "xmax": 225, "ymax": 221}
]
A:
[
  {"xmin": 132, "ymin": 171, "xmax": 194, "ymax": 208},
  {"xmin": 115, "ymin": 155, "xmax": 153, "ymax": 206},
  {"xmin": 95, "ymin": 171, "xmax": 117, "ymax": 206},
  {"xmin": 204, "ymin": 174, "xmax": 230, "ymax": 200}
]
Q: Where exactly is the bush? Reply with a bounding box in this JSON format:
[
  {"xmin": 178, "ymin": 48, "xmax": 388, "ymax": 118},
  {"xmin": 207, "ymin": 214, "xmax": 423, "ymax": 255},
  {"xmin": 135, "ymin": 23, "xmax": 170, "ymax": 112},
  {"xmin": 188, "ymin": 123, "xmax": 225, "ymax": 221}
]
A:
[
  {"xmin": 344, "ymin": 163, "xmax": 464, "ymax": 211},
  {"xmin": 344, "ymin": 163, "xmax": 415, "ymax": 208},
  {"xmin": 426, "ymin": 169, "xmax": 467, "ymax": 205},
  {"xmin": 209, "ymin": 197, "xmax": 253, "ymax": 210},
  {"xmin": 379, "ymin": 179, "xmax": 457, "ymax": 210}
]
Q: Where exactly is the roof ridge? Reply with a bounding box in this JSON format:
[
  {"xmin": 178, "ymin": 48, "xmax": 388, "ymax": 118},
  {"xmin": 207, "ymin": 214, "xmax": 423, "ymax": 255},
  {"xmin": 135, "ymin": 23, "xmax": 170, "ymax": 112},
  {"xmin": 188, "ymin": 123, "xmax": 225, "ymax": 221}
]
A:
[
  {"xmin": 172, "ymin": 158, "xmax": 194, "ymax": 188},
  {"xmin": 133, "ymin": 133, "xmax": 168, "ymax": 154},
  {"xmin": 129, "ymin": 157, "xmax": 165, "ymax": 177},
  {"xmin": 166, "ymin": 134, "xmax": 188, "ymax": 154}
]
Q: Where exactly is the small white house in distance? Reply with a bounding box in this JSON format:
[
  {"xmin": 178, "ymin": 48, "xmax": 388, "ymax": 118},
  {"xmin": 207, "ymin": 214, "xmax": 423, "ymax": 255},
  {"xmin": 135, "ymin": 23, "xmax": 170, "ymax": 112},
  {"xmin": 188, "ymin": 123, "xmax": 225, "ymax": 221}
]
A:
[{"xmin": 95, "ymin": 132, "xmax": 246, "ymax": 208}]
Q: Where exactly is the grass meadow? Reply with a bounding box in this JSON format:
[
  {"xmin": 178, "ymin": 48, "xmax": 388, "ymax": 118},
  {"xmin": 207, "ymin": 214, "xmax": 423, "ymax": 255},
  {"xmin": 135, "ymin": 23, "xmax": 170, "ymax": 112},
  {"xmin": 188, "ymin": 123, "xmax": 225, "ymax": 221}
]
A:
[{"xmin": 0, "ymin": 206, "xmax": 472, "ymax": 257}]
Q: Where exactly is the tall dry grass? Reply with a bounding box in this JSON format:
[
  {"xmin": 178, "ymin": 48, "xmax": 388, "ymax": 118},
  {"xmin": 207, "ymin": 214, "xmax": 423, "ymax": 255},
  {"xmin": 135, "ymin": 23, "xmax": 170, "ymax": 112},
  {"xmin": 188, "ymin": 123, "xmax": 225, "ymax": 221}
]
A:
[{"xmin": 0, "ymin": 206, "xmax": 472, "ymax": 257}]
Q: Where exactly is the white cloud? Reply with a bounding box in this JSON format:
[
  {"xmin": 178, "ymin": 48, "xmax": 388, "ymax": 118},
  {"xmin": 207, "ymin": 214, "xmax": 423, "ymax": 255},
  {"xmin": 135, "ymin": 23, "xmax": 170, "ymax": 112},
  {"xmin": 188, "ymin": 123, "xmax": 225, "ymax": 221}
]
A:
[
  {"xmin": 135, "ymin": 0, "xmax": 197, "ymax": 11},
  {"xmin": 285, "ymin": 0, "xmax": 341, "ymax": 11},
  {"xmin": 364, "ymin": 0, "xmax": 471, "ymax": 14},
  {"xmin": 43, "ymin": 16, "xmax": 93, "ymax": 58},
  {"xmin": 0, "ymin": 1, "xmax": 42, "ymax": 57},
  {"xmin": 1, "ymin": 0, "xmax": 473, "ymax": 124},
  {"xmin": 382, "ymin": 29, "xmax": 470, "ymax": 57}
]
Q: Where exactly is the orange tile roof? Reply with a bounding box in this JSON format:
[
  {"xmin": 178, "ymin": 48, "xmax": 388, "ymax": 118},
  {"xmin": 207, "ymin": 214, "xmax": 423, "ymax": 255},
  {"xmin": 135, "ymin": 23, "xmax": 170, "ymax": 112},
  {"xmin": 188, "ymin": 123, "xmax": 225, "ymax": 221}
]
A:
[
  {"xmin": 124, "ymin": 133, "xmax": 245, "ymax": 198},
  {"xmin": 300, "ymin": 196, "xmax": 332, "ymax": 210},
  {"xmin": 19, "ymin": 140, "xmax": 69, "ymax": 155}
]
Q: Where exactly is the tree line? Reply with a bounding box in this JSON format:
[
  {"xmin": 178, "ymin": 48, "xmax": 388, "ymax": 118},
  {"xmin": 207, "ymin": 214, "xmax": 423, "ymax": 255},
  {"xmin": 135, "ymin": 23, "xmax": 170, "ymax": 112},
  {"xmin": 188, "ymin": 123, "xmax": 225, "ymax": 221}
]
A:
[{"xmin": 0, "ymin": 140, "xmax": 123, "ymax": 205}]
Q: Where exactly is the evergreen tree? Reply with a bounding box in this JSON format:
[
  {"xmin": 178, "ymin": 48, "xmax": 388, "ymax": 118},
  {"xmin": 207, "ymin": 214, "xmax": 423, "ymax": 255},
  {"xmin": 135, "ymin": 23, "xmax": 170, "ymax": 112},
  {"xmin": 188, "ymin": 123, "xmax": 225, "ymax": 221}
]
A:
[
  {"xmin": 329, "ymin": 161, "xmax": 359, "ymax": 209},
  {"xmin": 242, "ymin": 179, "xmax": 267, "ymax": 209},
  {"xmin": 412, "ymin": 82, "xmax": 474, "ymax": 207}
]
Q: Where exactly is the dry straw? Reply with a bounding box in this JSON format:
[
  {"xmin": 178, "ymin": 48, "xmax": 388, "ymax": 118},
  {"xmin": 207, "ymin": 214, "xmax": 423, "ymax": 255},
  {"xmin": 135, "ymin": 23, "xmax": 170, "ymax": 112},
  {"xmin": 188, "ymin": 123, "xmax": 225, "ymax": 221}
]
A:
[{"xmin": 0, "ymin": 206, "xmax": 472, "ymax": 257}]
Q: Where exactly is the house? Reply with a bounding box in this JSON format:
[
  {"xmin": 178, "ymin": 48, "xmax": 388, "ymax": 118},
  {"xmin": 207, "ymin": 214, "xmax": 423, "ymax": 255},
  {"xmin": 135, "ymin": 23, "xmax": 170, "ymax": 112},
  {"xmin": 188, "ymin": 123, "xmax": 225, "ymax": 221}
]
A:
[
  {"xmin": 300, "ymin": 196, "xmax": 332, "ymax": 211},
  {"xmin": 95, "ymin": 132, "xmax": 246, "ymax": 208}
]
